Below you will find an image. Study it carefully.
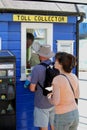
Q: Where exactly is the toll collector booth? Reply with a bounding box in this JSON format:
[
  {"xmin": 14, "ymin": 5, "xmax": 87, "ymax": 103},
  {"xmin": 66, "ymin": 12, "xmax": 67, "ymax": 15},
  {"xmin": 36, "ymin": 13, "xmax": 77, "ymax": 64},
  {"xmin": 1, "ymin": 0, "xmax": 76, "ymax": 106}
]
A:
[
  {"xmin": 0, "ymin": 50, "xmax": 16, "ymax": 130},
  {"xmin": 0, "ymin": 0, "xmax": 85, "ymax": 130}
]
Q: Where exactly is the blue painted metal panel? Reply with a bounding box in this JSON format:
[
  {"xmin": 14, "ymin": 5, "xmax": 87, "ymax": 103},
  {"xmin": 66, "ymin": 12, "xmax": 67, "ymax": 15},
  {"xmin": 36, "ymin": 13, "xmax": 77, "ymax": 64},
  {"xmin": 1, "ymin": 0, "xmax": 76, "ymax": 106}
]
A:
[
  {"xmin": 53, "ymin": 33, "xmax": 75, "ymax": 40},
  {"xmin": 8, "ymin": 22, "xmax": 21, "ymax": 32},
  {"xmin": 9, "ymin": 50, "xmax": 21, "ymax": 58},
  {"xmin": 79, "ymin": 22, "xmax": 87, "ymax": 34},
  {"xmin": 0, "ymin": 22, "xmax": 8, "ymax": 31},
  {"xmin": 68, "ymin": 16, "xmax": 77, "ymax": 23},
  {"xmin": 7, "ymin": 22, "xmax": 27, "ymax": 130},
  {"xmin": 0, "ymin": 32, "xmax": 8, "ymax": 40},
  {"xmin": 0, "ymin": 13, "xmax": 13, "ymax": 21},
  {"xmin": 16, "ymin": 84, "xmax": 31, "ymax": 95},
  {"xmin": 8, "ymin": 41, "xmax": 21, "ymax": 49},
  {"xmin": 16, "ymin": 59, "xmax": 21, "ymax": 68},
  {"xmin": 0, "ymin": 22, "xmax": 8, "ymax": 50},
  {"xmin": 53, "ymin": 23, "xmax": 76, "ymax": 51},
  {"xmin": 16, "ymin": 102, "xmax": 34, "ymax": 112},
  {"xmin": 53, "ymin": 22, "xmax": 77, "ymax": 74},
  {"xmin": 2, "ymin": 41, "xmax": 8, "ymax": 49},
  {"xmin": 16, "ymin": 68, "xmax": 21, "ymax": 77},
  {"xmin": 16, "ymin": 128, "xmax": 39, "ymax": 130},
  {"xmin": 54, "ymin": 23, "xmax": 75, "ymax": 33},
  {"xmin": 16, "ymin": 94, "xmax": 34, "ymax": 104},
  {"xmin": 16, "ymin": 119, "xmax": 34, "ymax": 128},
  {"xmin": 8, "ymin": 32, "xmax": 21, "ymax": 40},
  {"xmin": 16, "ymin": 128, "xmax": 29, "ymax": 130}
]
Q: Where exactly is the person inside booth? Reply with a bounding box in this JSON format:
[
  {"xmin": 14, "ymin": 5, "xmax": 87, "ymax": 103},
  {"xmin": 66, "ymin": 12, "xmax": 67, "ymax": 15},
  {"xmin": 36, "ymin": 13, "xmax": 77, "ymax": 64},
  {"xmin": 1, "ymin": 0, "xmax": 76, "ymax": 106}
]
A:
[
  {"xmin": 26, "ymin": 32, "xmax": 34, "ymax": 68},
  {"xmin": 25, "ymin": 33, "xmax": 40, "ymax": 88},
  {"xmin": 26, "ymin": 33, "xmax": 40, "ymax": 69}
]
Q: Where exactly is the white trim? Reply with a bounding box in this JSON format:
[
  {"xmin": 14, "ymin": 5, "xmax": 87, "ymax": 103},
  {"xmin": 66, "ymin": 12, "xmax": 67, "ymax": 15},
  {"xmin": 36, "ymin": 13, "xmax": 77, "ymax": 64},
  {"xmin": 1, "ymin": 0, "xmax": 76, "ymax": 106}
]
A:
[{"xmin": 20, "ymin": 23, "xmax": 53, "ymax": 81}]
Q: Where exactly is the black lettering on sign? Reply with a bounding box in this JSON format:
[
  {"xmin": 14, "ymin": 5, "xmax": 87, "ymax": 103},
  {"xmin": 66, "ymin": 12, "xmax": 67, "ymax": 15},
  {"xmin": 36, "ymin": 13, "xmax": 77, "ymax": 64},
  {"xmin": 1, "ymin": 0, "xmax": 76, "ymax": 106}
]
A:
[{"xmin": 17, "ymin": 15, "xmax": 20, "ymax": 20}]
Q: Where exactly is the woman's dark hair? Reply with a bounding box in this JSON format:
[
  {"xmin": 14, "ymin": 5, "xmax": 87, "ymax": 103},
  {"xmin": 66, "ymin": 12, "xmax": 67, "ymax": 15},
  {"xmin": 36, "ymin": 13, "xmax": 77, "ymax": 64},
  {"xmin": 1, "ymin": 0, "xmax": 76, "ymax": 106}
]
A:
[{"xmin": 55, "ymin": 52, "xmax": 77, "ymax": 73}]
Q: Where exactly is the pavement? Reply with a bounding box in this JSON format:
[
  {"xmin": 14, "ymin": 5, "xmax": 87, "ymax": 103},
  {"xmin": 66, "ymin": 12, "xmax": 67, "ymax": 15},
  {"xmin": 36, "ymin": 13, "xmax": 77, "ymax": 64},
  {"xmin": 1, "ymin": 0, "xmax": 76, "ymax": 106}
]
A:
[{"xmin": 78, "ymin": 72, "xmax": 87, "ymax": 130}]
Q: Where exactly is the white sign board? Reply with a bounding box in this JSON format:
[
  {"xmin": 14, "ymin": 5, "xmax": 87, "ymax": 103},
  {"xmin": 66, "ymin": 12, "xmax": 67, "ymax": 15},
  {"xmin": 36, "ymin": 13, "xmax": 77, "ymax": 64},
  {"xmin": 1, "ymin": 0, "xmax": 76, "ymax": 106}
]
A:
[{"xmin": 57, "ymin": 40, "xmax": 74, "ymax": 54}]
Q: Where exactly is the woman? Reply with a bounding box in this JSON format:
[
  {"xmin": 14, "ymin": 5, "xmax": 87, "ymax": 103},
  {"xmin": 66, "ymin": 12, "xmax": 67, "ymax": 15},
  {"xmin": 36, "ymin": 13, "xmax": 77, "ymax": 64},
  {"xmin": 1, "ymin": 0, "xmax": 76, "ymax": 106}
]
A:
[{"xmin": 49, "ymin": 52, "xmax": 79, "ymax": 130}]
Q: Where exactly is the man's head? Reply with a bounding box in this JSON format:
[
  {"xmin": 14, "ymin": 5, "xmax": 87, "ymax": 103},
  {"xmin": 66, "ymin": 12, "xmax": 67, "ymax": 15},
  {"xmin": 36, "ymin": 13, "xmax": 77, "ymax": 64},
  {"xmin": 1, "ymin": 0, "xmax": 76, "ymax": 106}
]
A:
[
  {"xmin": 36, "ymin": 45, "xmax": 55, "ymax": 61},
  {"xmin": 27, "ymin": 33, "xmax": 34, "ymax": 48}
]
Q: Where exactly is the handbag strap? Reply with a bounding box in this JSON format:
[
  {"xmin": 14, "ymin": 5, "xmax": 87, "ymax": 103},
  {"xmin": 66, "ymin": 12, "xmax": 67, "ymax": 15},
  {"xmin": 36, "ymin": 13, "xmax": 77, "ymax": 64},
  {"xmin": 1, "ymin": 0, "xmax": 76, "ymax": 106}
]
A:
[{"xmin": 60, "ymin": 74, "xmax": 75, "ymax": 96}]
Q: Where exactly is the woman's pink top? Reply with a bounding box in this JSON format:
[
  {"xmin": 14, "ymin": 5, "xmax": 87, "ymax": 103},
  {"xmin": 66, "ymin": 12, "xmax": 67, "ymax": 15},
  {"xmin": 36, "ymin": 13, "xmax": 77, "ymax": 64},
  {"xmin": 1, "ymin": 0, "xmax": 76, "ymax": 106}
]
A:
[{"xmin": 52, "ymin": 73, "xmax": 79, "ymax": 114}]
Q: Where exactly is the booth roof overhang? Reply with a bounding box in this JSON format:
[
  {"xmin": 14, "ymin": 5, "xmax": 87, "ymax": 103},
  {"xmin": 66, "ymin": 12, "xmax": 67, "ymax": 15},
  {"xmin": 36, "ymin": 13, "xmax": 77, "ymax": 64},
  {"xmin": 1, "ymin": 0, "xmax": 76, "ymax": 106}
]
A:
[
  {"xmin": 0, "ymin": 0, "xmax": 85, "ymax": 17},
  {"xmin": 34, "ymin": 0, "xmax": 87, "ymax": 4}
]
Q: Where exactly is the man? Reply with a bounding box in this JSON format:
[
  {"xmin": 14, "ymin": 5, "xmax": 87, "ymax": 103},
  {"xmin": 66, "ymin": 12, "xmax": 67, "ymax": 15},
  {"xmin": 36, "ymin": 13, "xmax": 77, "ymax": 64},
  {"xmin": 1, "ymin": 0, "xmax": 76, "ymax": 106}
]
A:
[
  {"xmin": 26, "ymin": 33, "xmax": 40, "ymax": 69},
  {"xmin": 29, "ymin": 45, "xmax": 55, "ymax": 130},
  {"xmin": 26, "ymin": 33, "xmax": 34, "ymax": 68},
  {"xmin": 27, "ymin": 33, "xmax": 34, "ymax": 48}
]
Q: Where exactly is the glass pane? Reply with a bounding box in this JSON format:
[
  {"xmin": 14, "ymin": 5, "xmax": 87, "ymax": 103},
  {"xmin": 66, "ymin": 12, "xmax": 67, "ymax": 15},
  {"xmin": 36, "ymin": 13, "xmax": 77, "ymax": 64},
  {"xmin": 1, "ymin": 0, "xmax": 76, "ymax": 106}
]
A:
[{"xmin": 26, "ymin": 28, "xmax": 47, "ymax": 76}]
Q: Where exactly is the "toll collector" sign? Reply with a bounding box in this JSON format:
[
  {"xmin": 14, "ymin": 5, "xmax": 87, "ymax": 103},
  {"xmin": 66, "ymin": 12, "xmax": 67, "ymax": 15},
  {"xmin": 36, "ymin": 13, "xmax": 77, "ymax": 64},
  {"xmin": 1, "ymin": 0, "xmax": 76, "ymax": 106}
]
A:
[{"xmin": 13, "ymin": 14, "xmax": 67, "ymax": 23}]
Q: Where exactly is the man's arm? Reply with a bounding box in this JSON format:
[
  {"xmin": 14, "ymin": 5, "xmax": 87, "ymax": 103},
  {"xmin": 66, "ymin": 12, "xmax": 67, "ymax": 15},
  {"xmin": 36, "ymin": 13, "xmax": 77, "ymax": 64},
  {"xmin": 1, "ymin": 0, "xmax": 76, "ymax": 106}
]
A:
[{"xmin": 29, "ymin": 83, "xmax": 36, "ymax": 92}]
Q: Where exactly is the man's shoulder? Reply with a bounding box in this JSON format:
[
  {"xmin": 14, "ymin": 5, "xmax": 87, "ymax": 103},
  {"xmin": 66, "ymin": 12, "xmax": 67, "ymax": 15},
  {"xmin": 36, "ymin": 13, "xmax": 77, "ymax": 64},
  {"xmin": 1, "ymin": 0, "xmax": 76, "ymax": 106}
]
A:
[
  {"xmin": 32, "ymin": 64, "xmax": 44, "ymax": 71},
  {"xmin": 41, "ymin": 60, "xmax": 52, "ymax": 65},
  {"xmin": 32, "ymin": 60, "xmax": 52, "ymax": 71}
]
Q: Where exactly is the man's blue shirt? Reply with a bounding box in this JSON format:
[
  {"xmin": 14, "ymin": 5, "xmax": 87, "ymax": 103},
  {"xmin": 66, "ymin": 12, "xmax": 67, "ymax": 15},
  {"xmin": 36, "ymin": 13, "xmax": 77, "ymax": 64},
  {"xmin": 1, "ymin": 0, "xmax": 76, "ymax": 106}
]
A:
[{"xmin": 31, "ymin": 59, "xmax": 54, "ymax": 109}]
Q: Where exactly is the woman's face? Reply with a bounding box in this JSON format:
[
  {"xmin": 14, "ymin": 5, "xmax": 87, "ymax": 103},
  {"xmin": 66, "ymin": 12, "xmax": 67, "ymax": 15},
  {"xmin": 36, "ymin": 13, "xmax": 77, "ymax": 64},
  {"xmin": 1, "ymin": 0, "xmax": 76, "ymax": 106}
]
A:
[{"xmin": 54, "ymin": 60, "xmax": 61, "ymax": 70}]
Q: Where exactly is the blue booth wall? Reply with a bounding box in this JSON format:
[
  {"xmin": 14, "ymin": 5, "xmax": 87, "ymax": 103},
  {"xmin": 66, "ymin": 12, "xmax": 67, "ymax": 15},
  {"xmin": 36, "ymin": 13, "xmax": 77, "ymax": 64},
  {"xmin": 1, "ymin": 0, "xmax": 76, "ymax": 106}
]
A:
[
  {"xmin": 0, "ymin": 13, "xmax": 77, "ymax": 130},
  {"xmin": 79, "ymin": 22, "xmax": 87, "ymax": 35}
]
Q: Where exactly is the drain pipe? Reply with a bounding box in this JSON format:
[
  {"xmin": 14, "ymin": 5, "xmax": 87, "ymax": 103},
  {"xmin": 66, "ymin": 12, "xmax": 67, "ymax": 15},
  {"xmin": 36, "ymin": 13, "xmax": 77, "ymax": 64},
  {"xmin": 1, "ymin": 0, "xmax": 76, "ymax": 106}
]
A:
[{"xmin": 76, "ymin": 14, "xmax": 85, "ymax": 77}]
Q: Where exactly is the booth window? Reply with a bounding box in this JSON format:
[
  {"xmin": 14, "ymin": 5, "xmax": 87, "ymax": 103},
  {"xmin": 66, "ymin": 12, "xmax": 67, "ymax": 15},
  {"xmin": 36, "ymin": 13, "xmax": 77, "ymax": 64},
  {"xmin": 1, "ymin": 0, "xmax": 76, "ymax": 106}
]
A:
[
  {"xmin": 21, "ymin": 23, "xmax": 53, "ymax": 80},
  {"xmin": 26, "ymin": 29, "xmax": 47, "ymax": 76}
]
